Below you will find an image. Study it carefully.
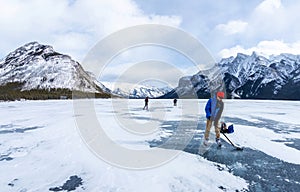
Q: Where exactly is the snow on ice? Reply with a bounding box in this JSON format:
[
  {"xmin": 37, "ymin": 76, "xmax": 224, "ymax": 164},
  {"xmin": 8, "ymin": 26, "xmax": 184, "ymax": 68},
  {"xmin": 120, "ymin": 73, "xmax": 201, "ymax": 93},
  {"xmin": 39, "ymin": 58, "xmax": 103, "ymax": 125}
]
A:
[{"xmin": 0, "ymin": 99, "xmax": 299, "ymax": 191}]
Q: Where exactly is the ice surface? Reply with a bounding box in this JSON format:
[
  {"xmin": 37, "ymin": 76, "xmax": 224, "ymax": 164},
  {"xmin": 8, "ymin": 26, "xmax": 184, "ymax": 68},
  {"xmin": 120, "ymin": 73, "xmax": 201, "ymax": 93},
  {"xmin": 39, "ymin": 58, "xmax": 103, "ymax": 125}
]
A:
[{"xmin": 0, "ymin": 99, "xmax": 299, "ymax": 191}]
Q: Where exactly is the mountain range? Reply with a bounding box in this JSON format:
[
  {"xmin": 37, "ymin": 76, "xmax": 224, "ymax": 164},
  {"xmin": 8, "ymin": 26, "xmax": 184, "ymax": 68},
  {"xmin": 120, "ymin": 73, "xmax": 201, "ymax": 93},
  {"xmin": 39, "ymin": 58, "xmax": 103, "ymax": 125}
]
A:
[
  {"xmin": 161, "ymin": 52, "xmax": 300, "ymax": 100},
  {"xmin": 1, "ymin": 42, "xmax": 300, "ymax": 100},
  {"xmin": 103, "ymin": 82, "xmax": 172, "ymax": 98}
]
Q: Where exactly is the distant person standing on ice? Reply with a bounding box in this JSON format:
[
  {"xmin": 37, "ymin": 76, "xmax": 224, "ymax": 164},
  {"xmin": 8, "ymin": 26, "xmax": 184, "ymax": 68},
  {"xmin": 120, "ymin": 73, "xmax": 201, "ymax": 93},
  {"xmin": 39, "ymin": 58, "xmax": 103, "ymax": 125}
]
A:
[
  {"xmin": 143, "ymin": 96, "xmax": 149, "ymax": 110},
  {"xmin": 173, "ymin": 98, "xmax": 177, "ymax": 106},
  {"xmin": 203, "ymin": 91, "xmax": 225, "ymax": 146}
]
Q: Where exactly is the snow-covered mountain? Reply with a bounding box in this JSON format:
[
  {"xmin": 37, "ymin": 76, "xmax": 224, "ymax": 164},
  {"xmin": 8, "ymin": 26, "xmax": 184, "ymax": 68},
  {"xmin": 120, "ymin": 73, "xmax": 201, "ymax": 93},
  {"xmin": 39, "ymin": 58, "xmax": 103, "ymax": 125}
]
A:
[
  {"xmin": 103, "ymin": 82, "xmax": 172, "ymax": 98},
  {"xmin": 0, "ymin": 42, "xmax": 110, "ymax": 98},
  {"xmin": 161, "ymin": 52, "xmax": 300, "ymax": 100}
]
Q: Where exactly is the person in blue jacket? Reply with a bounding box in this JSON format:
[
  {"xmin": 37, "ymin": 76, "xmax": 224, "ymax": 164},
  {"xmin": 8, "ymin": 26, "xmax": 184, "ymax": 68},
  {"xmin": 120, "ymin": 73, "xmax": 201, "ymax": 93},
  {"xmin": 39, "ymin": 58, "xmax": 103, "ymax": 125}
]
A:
[{"xmin": 203, "ymin": 91, "xmax": 225, "ymax": 146}]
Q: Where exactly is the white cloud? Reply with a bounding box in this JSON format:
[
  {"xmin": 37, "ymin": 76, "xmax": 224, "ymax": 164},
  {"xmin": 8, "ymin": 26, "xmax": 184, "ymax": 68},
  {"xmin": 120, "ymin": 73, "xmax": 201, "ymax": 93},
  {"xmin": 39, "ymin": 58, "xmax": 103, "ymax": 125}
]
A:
[
  {"xmin": 247, "ymin": 0, "xmax": 286, "ymax": 37},
  {"xmin": 219, "ymin": 40, "xmax": 300, "ymax": 58},
  {"xmin": 216, "ymin": 20, "xmax": 248, "ymax": 35},
  {"xmin": 255, "ymin": 0, "xmax": 282, "ymax": 14},
  {"xmin": 100, "ymin": 60, "xmax": 185, "ymax": 88},
  {"xmin": 219, "ymin": 45, "xmax": 246, "ymax": 58},
  {"xmin": 216, "ymin": 0, "xmax": 300, "ymax": 59},
  {"xmin": 2, "ymin": 0, "xmax": 300, "ymax": 84},
  {"xmin": 98, "ymin": 45, "xmax": 196, "ymax": 87},
  {"xmin": 0, "ymin": 0, "xmax": 181, "ymax": 62}
]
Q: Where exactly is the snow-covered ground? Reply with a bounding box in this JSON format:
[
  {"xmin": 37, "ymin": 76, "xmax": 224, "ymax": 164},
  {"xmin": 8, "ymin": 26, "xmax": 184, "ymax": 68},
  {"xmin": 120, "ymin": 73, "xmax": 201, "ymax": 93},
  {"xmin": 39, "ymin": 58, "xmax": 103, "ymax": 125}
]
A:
[
  {"xmin": 223, "ymin": 100, "xmax": 300, "ymax": 164},
  {"xmin": 0, "ymin": 99, "xmax": 299, "ymax": 191}
]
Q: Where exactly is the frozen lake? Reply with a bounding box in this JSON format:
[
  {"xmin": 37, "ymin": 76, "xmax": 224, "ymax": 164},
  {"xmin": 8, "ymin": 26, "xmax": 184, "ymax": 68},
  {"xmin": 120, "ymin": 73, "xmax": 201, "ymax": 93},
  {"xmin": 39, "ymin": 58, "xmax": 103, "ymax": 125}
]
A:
[{"xmin": 0, "ymin": 99, "xmax": 299, "ymax": 191}]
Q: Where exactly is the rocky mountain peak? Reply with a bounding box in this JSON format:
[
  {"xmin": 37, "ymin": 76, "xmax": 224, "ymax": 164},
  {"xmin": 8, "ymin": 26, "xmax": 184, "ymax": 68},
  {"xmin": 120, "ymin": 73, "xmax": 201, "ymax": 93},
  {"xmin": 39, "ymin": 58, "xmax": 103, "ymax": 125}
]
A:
[
  {"xmin": 161, "ymin": 52, "xmax": 300, "ymax": 100},
  {"xmin": 0, "ymin": 42, "xmax": 109, "ymax": 96},
  {"xmin": 4, "ymin": 42, "xmax": 57, "ymax": 65}
]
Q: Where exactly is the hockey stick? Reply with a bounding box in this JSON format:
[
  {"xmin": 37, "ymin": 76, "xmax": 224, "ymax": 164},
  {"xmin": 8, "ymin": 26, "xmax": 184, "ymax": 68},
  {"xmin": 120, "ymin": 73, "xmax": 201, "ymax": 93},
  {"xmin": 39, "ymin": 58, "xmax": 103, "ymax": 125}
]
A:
[{"xmin": 221, "ymin": 132, "xmax": 243, "ymax": 150}]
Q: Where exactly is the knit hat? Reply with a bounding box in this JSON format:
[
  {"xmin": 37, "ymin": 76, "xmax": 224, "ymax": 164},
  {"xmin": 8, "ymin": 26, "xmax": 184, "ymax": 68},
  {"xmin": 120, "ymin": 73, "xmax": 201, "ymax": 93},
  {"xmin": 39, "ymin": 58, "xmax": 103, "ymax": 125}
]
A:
[{"xmin": 217, "ymin": 91, "xmax": 225, "ymax": 98}]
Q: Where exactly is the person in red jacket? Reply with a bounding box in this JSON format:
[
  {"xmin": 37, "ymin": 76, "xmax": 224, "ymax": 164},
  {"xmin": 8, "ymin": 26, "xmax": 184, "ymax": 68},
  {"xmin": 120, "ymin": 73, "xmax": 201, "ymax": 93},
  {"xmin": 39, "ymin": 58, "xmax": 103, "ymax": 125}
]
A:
[{"xmin": 203, "ymin": 91, "xmax": 225, "ymax": 146}]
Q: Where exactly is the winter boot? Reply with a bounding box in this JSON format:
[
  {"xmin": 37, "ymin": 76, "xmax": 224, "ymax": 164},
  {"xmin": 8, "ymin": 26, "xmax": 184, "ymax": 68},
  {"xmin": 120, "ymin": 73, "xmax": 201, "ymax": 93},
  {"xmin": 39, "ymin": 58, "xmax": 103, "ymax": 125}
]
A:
[
  {"xmin": 216, "ymin": 138, "xmax": 222, "ymax": 147},
  {"xmin": 203, "ymin": 138, "xmax": 209, "ymax": 146}
]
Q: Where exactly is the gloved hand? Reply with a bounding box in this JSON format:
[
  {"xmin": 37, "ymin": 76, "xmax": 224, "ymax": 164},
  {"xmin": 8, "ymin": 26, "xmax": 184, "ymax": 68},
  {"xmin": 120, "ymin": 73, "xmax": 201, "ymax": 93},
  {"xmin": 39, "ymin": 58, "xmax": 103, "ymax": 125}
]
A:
[
  {"xmin": 220, "ymin": 122, "xmax": 228, "ymax": 133},
  {"xmin": 220, "ymin": 128, "xmax": 227, "ymax": 133}
]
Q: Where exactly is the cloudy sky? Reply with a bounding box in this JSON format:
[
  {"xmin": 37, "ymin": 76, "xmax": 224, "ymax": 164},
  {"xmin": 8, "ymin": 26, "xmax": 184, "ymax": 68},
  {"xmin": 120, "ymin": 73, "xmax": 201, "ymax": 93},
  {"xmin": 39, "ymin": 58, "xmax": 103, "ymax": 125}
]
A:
[{"xmin": 1, "ymin": 0, "xmax": 300, "ymax": 87}]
